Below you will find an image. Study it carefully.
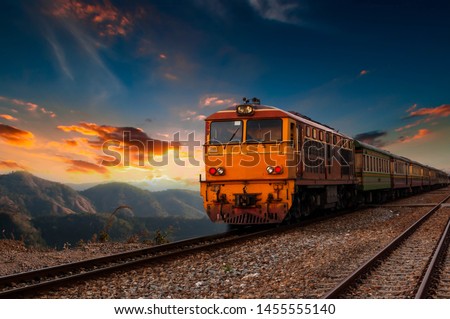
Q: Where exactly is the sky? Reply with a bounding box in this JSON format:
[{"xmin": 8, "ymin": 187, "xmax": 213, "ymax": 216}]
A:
[{"xmin": 0, "ymin": 0, "xmax": 449, "ymax": 190}]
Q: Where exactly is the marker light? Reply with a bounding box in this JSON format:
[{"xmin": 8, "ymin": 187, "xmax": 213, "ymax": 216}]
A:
[
  {"xmin": 274, "ymin": 166, "xmax": 283, "ymax": 174},
  {"xmin": 267, "ymin": 165, "xmax": 283, "ymax": 174},
  {"xmin": 209, "ymin": 167, "xmax": 225, "ymax": 176}
]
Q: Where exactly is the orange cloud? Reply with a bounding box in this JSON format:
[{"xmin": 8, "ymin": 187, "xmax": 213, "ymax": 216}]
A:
[
  {"xmin": 0, "ymin": 114, "xmax": 18, "ymax": 122},
  {"xmin": 64, "ymin": 139, "xmax": 78, "ymax": 147},
  {"xmin": 65, "ymin": 158, "xmax": 109, "ymax": 176},
  {"xmin": 395, "ymin": 119, "xmax": 423, "ymax": 132},
  {"xmin": 58, "ymin": 122, "xmax": 171, "ymax": 168},
  {"xmin": 0, "ymin": 124, "xmax": 34, "ymax": 146},
  {"xmin": 0, "ymin": 160, "xmax": 28, "ymax": 171},
  {"xmin": 400, "ymin": 129, "xmax": 431, "ymax": 143},
  {"xmin": 57, "ymin": 122, "xmax": 113, "ymax": 136},
  {"xmin": 49, "ymin": 0, "xmax": 134, "ymax": 37},
  {"xmin": 409, "ymin": 104, "xmax": 450, "ymax": 118}
]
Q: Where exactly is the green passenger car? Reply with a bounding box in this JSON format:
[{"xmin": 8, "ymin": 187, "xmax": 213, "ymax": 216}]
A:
[{"xmin": 354, "ymin": 140, "xmax": 391, "ymax": 191}]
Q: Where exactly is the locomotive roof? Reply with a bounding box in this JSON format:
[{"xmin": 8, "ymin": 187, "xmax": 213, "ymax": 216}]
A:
[{"xmin": 208, "ymin": 104, "xmax": 353, "ymax": 139}]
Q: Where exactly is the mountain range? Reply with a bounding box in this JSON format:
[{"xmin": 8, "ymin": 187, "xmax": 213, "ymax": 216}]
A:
[{"xmin": 0, "ymin": 171, "xmax": 217, "ymax": 247}]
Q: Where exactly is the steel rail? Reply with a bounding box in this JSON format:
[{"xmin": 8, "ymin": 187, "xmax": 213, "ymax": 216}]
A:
[
  {"xmin": 323, "ymin": 193, "xmax": 450, "ymax": 299},
  {"xmin": 0, "ymin": 223, "xmax": 303, "ymax": 298},
  {"xmin": 415, "ymin": 216, "xmax": 450, "ymax": 298},
  {"xmin": 0, "ymin": 228, "xmax": 251, "ymax": 298},
  {"xmin": 0, "ymin": 206, "xmax": 359, "ymax": 298}
]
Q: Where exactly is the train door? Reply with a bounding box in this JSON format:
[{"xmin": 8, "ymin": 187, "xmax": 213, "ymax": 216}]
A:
[{"xmin": 287, "ymin": 120, "xmax": 301, "ymax": 176}]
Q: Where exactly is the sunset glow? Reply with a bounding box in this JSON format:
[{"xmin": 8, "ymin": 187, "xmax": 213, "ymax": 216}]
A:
[{"xmin": 1, "ymin": 0, "xmax": 449, "ymax": 188}]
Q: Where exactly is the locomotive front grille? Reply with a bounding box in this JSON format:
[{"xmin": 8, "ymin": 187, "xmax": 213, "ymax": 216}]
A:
[
  {"xmin": 225, "ymin": 213, "xmax": 269, "ymax": 224},
  {"xmin": 234, "ymin": 193, "xmax": 260, "ymax": 207}
]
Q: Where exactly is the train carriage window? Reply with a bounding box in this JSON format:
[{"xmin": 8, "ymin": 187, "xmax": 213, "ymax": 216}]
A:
[
  {"xmin": 333, "ymin": 135, "xmax": 337, "ymax": 144},
  {"xmin": 246, "ymin": 119, "xmax": 282, "ymax": 142},
  {"xmin": 326, "ymin": 132, "xmax": 330, "ymax": 143},
  {"xmin": 306, "ymin": 126, "xmax": 311, "ymax": 137},
  {"xmin": 210, "ymin": 120, "xmax": 242, "ymax": 144},
  {"xmin": 312, "ymin": 128, "xmax": 317, "ymax": 139},
  {"xmin": 319, "ymin": 131, "xmax": 324, "ymax": 141}
]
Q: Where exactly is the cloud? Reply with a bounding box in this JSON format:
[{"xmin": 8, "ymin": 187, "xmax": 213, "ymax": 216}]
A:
[
  {"xmin": 199, "ymin": 96, "xmax": 235, "ymax": 108},
  {"xmin": 0, "ymin": 160, "xmax": 28, "ymax": 171},
  {"xmin": 0, "ymin": 96, "xmax": 38, "ymax": 112},
  {"xmin": 0, "ymin": 96, "xmax": 56, "ymax": 118},
  {"xmin": 164, "ymin": 73, "xmax": 178, "ymax": 81},
  {"xmin": 64, "ymin": 158, "xmax": 110, "ymax": 175},
  {"xmin": 64, "ymin": 139, "xmax": 79, "ymax": 147},
  {"xmin": 399, "ymin": 129, "xmax": 431, "ymax": 143},
  {"xmin": 408, "ymin": 104, "xmax": 450, "ymax": 118},
  {"xmin": 354, "ymin": 130, "xmax": 387, "ymax": 147},
  {"xmin": 395, "ymin": 103, "xmax": 449, "ymax": 134},
  {"xmin": 359, "ymin": 69, "xmax": 369, "ymax": 76},
  {"xmin": 47, "ymin": 0, "xmax": 134, "ymax": 37},
  {"xmin": 395, "ymin": 119, "xmax": 423, "ymax": 132},
  {"xmin": 57, "ymin": 122, "xmax": 171, "ymax": 167},
  {"xmin": 0, "ymin": 114, "xmax": 18, "ymax": 122},
  {"xmin": 179, "ymin": 110, "xmax": 206, "ymax": 121},
  {"xmin": 406, "ymin": 104, "xmax": 417, "ymax": 113},
  {"xmin": 249, "ymin": 0, "xmax": 301, "ymax": 24},
  {"xmin": 45, "ymin": 28, "xmax": 74, "ymax": 80},
  {"xmin": 0, "ymin": 124, "xmax": 35, "ymax": 146}
]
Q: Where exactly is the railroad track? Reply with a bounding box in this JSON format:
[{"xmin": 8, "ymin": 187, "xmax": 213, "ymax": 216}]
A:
[
  {"xmin": 415, "ymin": 215, "xmax": 450, "ymax": 298},
  {"xmin": 0, "ymin": 227, "xmax": 260, "ymax": 298},
  {"xmin": 2, "ymin": 220, "xmax": 320, "ymax": 298},
  {"xmin": 324, "ymin": 193, "xmax": 450, "ymax": 298}
]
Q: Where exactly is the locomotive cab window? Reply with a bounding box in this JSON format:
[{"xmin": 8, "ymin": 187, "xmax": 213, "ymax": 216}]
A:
[
  {"xmin": 246, "ymin": 119, "xmax": 282, "ymax": 142},
  {"xmin": 210, "ymin": 120, "xmax": 242, "ymax": 144}
]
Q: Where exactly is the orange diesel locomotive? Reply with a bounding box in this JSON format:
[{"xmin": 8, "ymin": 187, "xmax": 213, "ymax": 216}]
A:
[
  {"xmin": 200, "ymin": 98, "xmax": 356, "ymax": 224},
  {"xmin": 200, "ymin": 98, "xmax": 449, "ymax": 225}
]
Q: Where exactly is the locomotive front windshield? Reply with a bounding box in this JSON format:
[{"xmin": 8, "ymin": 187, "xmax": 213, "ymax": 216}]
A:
[
  {"xmin": 246, "ymin": 119, "xmax": 282, "ymax": 142},
  {"xmin": 210, "ymin": 120, "xmax": 242, "ymax": 144}
]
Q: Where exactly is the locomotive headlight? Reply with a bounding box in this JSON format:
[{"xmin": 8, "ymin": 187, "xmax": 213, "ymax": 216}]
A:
[
  {"xmin": 209, "ymin": 167, "xmax": 225, "ymax": 176},
  {"xmin": 216, "ymin": 167, "xmax": 225, "ymax": 175},
  {"xmin": 266, "ymin": 165, "xmax": 283, "ymax": 174},
  {"xmin": 236, "ymin": 104, "xmax": 254, "ymax": 115}
]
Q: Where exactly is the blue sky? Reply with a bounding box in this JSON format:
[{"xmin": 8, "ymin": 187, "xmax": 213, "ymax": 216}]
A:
[{"xmin": 0, "ymin": 0, "xmax": 449, "ymax": 188}]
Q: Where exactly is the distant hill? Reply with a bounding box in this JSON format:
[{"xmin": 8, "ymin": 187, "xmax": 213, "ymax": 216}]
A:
[
  {"xmin": 0, "ymin": 171, "xmax": 95, "ymax": 217},
  {"xmin": 81, "ymin": 183, "xmax": 204, "ymax": 219},
  {"xmin": 0, "ymin": 172, "xmax": 212, "ymax": 247}
]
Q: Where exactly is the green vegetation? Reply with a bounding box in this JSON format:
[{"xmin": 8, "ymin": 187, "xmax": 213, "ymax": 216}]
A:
[{"xmin": 0, "ymin": 171, "xmax": 226, "ymax": 249}]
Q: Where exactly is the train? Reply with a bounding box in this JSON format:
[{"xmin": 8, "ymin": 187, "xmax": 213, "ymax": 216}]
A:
[{"xmin": 199, "ymin": 98, "xmax": 450, "ymax": 224}]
